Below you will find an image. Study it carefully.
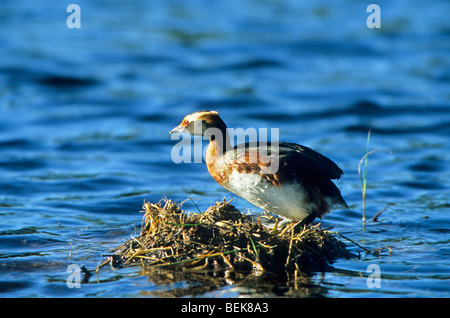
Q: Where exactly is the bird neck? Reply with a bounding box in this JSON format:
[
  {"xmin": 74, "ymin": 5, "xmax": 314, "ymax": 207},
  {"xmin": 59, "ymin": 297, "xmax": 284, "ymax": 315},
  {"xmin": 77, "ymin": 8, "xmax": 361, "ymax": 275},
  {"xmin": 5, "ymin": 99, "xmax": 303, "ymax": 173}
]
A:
[{"xmin": 205, "ymin": 123, "xmax": 231, "ymax": 166}]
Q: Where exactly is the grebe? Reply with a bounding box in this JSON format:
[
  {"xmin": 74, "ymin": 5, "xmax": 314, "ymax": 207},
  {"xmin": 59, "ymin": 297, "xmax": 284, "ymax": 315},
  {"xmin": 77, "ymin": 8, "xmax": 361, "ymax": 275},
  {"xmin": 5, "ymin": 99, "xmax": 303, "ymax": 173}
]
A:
[{"xmin": 170, "ymin": 110, "xmax": 347, "ymax": 227}]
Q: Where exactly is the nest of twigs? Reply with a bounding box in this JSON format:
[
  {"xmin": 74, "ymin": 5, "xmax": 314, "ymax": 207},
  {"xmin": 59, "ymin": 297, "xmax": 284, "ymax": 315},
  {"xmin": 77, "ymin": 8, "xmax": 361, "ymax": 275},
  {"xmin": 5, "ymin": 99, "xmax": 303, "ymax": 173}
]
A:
[{"xmin": 104, "ymin": 198, "xmax": 353, "ymax": 281}]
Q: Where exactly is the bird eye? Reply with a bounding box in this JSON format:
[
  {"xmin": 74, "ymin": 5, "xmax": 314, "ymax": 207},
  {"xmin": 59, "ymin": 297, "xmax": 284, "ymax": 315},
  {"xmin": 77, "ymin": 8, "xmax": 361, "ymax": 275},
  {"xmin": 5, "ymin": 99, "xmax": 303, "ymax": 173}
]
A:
[{"xmin": 183, "ymin": 120, "xmax": 190, "ymax": 126}]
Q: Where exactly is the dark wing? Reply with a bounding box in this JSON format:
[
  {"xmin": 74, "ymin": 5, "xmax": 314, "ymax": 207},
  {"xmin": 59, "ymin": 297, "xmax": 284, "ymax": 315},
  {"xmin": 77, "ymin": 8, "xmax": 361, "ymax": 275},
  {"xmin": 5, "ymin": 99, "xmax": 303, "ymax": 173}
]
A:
[
  {"xmin": 276, "ymin": 142, "xmax": 344, "ymax": 180},
  {"xmin": 227, "ymin": 141, "xmax": 343, "ymax": 180}
]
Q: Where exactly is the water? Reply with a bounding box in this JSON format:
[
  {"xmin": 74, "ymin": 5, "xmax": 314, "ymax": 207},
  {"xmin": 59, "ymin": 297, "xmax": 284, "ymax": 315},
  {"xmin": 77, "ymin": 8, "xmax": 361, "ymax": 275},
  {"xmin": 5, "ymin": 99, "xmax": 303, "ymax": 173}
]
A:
[{"xmin": 0, "ymin": 0, "xmax": 449, "ymax": 298}]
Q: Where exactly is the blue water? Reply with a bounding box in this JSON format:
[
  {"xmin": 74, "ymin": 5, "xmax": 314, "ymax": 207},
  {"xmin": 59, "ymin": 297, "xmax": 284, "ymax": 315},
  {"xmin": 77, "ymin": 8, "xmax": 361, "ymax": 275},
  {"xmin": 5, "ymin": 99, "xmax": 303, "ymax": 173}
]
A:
[{"xmin": 1, "ymin": 0, "xmax": 449, "ymax": 297}]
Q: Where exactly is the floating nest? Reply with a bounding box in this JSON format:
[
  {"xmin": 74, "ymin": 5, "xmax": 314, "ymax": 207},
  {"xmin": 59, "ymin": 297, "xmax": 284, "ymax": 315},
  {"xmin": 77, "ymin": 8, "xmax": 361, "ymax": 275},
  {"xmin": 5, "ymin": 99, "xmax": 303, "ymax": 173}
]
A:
[{"xmin": 102, "ymin": 198, "xmax": 354, "ymax": 284}]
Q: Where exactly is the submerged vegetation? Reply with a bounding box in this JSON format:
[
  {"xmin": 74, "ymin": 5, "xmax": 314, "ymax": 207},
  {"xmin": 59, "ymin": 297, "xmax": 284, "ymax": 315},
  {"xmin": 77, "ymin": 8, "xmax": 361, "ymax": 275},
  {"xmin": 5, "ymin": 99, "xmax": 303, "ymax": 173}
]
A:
[{"xmin": 100, "ymin": 198, "xmax": 354, "ymax": 289}]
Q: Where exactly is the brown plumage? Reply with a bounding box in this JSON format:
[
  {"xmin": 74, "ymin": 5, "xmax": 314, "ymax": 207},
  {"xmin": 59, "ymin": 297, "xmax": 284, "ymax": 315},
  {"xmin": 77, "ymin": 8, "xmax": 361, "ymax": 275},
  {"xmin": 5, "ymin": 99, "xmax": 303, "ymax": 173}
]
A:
[{"xmin": 170, "ymin": 110, "xmax": 347, "ymax": 226}]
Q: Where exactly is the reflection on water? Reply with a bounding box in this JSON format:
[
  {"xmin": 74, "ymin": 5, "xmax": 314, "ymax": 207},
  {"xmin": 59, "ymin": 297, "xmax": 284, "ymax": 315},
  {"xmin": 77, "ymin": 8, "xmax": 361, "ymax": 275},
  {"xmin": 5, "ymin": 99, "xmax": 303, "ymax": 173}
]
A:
[{"xmin": 0, "ymin": 0, "xmax": 449, "ymax": 297}]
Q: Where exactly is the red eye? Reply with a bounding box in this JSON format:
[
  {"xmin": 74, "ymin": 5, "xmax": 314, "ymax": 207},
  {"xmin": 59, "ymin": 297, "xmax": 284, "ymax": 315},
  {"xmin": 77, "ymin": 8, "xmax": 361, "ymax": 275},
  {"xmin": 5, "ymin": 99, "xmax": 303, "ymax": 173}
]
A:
[{"xmin": 183, "ymin": 120, "xmax": 190, "ymax": 126}]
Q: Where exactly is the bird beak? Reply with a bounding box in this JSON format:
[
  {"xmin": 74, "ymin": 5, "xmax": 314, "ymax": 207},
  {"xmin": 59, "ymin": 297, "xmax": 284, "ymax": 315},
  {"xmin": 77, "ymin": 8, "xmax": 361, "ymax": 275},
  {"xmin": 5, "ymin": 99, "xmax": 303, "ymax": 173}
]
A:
[{"xmin": 170, "ymin": 125, "xmax": 187, "ymax": 134}]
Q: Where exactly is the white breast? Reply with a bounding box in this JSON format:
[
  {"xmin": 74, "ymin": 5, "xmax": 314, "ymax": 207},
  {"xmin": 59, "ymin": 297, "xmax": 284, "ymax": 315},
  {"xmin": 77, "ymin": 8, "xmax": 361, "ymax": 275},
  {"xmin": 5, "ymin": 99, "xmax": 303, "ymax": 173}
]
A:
[{"xmin": 225, "ymin": 170, "xmax": 311, "ymax": 221}]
